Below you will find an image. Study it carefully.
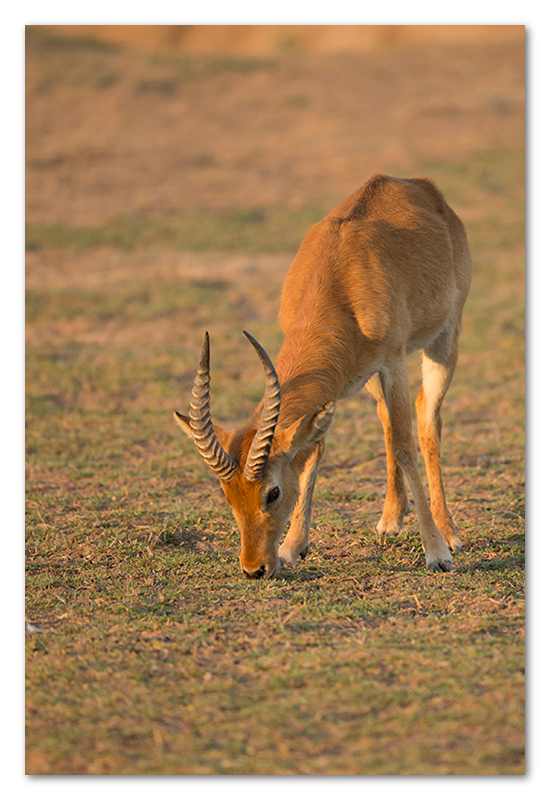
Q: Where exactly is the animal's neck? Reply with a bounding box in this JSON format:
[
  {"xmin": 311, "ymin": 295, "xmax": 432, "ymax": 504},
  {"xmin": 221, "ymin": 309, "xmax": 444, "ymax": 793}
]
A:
[{"xmin": 273, "ymin": 323, "xmax": 352, "ymax": 426}]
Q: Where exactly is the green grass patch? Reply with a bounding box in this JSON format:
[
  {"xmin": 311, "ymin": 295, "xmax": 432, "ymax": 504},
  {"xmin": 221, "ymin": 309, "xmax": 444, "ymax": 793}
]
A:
[
  {"xmin": 25, "ymin": 26, "xmax": 121, "ymax": 93},
  {"xmin": 25, "ymin": 26, "xmax": 275, "ymax": 98},
  {"xmin": 26, "ymin": 206, "xmax": 324, "ymax": 255},
  {"xmin": 145, "ymin": 52, "xmax": 276, "ymax": 80},
  {"xmin": 26, "ymin": 280, "xmax": 231, "ymax": 324},
  {"xmin": 415, "ymin": 149, "xmax": 525, "ymax": 210},
  {"xmin": 26, "ymin": 26, "xmax": 120, "ymax": 55}
]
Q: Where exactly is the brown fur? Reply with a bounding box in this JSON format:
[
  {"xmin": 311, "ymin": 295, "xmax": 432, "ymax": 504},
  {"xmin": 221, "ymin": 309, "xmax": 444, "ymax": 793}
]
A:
[{"xmin": 176, "ymin": 174, "xmax": 472, "ymax": 578}]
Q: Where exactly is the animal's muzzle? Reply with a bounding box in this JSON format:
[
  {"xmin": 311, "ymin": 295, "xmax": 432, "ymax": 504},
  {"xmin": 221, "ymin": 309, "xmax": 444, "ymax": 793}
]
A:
[{"xmin": 242, "ymin": 564, "xmax": 266, "ymax": 580}]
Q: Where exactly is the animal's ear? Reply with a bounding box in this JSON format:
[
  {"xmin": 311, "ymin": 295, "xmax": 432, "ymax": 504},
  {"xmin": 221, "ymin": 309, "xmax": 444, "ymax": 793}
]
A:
[
  {"xmin": 174, "ymin": 410, "xmax": 193, "ymax": 438},
  {"xmin": 174, "ymin": 411, "xmax": 233, "ymax": 450},
  {"xmin": 274, "ymin": 401, "xmax": 335, "ymax": 458}
]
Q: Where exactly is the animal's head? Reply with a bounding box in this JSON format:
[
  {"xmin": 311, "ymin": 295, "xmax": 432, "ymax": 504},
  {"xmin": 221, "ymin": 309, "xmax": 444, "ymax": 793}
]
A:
[{"xmin": 174, "ymin": 331, "xmax": 334, "ymax": 579}]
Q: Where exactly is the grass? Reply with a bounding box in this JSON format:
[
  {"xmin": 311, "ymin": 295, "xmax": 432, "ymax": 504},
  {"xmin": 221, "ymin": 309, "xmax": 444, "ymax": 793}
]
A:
[
  {"xmin": 25, "ymin": 26, "xmax": 275, "ymax": 97},
  {"xmin": 145, "ymin": 52, "xmax": 277, "ymax": 81},
  {"xmin": 25, "ymin": 31, "xmax": 524, "ymax": 775},
  {"xmin": 26, "ymin": 441, "xmax": 524, "ymax": 776},
  {"xmin": 25, "ymin": 149, "xmax": 524, "ymax": 259},
  {"xmin": 25, "ymin": 206, "xmax": 325, "ymax": 255},
  {"xmin": 25, "ymin": 184, "xmax": 524, "ymax": 774}
]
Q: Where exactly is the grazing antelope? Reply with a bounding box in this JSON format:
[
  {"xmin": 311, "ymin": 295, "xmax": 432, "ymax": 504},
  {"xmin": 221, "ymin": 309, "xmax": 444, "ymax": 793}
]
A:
[{"xmin": 175, "ymin": 174, "xmax": 472, "ymax": 579}]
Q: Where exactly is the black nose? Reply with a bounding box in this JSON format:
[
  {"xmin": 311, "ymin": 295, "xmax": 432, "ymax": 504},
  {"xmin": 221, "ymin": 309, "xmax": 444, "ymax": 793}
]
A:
[{"xmin": 243, "ymin": 565, "xmax": 266, "ymax": 580}]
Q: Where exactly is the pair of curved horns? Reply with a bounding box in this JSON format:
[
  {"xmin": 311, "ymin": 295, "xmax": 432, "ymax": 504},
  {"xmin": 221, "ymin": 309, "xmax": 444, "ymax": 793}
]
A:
[{"xmin": 184, "ymin": 331, "xmax": 281, "ymax": 482}]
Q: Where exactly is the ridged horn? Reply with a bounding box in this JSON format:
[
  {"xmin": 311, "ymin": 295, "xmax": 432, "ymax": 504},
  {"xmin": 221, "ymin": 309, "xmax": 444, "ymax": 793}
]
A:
[
  {"xmin": 242, "ymin": 331, "xmax": 281, "ymax": 482},
  {"xmin": 188, "ymin": 332, "xmax": 237, "ymax": 482}
]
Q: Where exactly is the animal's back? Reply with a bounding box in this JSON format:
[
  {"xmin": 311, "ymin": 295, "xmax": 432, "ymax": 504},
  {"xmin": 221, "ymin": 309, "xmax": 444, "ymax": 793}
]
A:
[{"xmin": 279, "ymin": 175, "xmax": 472, "ymax": 348}]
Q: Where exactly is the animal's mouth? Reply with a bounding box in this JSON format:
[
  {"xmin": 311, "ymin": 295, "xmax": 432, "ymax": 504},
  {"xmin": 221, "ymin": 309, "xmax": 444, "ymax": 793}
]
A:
[
  {"xmin": 242, "ymin": 558, "xmax": 280, "ymax": 580},
  {"xmin": 243, "ymin": 565, "xmax": 266, "ymax": 580}
]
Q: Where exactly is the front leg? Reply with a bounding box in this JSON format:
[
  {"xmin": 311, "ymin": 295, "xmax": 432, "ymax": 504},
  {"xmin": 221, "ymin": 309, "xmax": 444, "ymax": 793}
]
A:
[{"xmin": 279, "ymin": 440, "xmax": 324, "ymax": 567}]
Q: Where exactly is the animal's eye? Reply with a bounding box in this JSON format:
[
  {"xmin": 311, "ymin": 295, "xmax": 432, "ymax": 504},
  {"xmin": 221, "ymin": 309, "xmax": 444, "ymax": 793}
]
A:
[{"xmin": 266, "ymin": 486, "xmax": 280, "ymax": 505}]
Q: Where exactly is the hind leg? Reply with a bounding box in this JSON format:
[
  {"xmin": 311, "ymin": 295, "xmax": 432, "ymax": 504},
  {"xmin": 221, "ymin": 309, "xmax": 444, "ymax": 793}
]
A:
[
  {"xmin": 378, "ymin": 357, "xmax": 453, "ymax": 572},
  {"xmin": 415, "ymin": 326, "xmax": 462, "ymax": 552},
  {"xmin": 366, "ymin": 373, "xmax": 409, "ymax": 539}
]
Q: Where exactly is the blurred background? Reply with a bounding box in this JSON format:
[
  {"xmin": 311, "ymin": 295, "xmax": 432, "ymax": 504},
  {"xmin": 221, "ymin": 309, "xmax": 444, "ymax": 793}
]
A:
[{"xmin": 26, "ymin": 24, "xmax": 524, "ymax": 247}]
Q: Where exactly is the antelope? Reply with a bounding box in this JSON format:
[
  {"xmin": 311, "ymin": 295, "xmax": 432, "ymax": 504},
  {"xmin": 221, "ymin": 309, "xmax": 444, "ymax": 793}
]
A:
[{"xmin": 175, "ymin": 174, "xmax": 472, "ymax": 579}]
